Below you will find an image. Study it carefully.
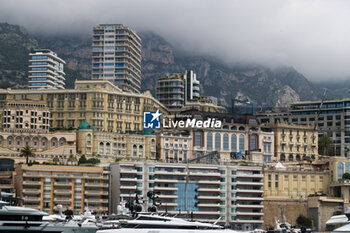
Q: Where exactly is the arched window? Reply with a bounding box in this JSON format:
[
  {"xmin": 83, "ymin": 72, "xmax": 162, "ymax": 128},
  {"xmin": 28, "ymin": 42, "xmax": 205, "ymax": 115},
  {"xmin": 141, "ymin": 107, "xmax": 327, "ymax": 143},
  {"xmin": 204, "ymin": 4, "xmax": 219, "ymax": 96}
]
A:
[
  {"xmin": 207, "ymin": 133, "xmax": 213, "ymax": 150},
  {"xmin": 250, "ymin": 135, "xmax": 257, "ymax": 150},
  {"xmin": 223, "ymin": 134, "xmax": 229, "ymax": 150},
  {"xmin": 281, "ymin": 154, "xmax": 285, "ymax": 161},
  {"xmin": 239, "ymin": 135, "xmax": 245, "ymax": 152},
  {"xmin": 215, "ymin": 133, "xmax": 221, "ymax": 150},
  {"xmin": 288, "ymin": 154, "xmax": 293, "ymax": 161},
  {"xmin": 296, "ymin": 154, "xmax": 301, "ymax": 161},
  {"xmin": 195, "ymin": 132, "xmax": 202, "ymax": 147},
  {"xmin": 231, "ymin": 134, "xmax": 237, "ymax": 152}
]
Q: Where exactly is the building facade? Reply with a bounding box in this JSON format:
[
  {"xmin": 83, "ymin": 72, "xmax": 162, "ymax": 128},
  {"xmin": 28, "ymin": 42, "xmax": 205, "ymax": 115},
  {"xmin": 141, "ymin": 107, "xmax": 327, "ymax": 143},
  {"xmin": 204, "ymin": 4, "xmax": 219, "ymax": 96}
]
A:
[
  {"xmin": 15, "ymin": 165, "xmax": 109, "ymax": 215},
  {"xmin": 174, "ymin": 111, "xmax": 274, "ymax": 163},
  {"xmin": 267, "ymin": 123, "xmax": 318, "ymax": 162},
  {"xmin": 77, "ymin": 122, "xmax": 156, "ymax": 162},
  {"xmin": 0, "ymin": 99, "xmax": 76, "ymax": 161},
  {"xmin": 258, "ymin": 98, "xmax": 350, "ymax": 157},
  {"xmin": 28, "ymin": 49, "xmax": 65, "ymax": 89},
  {"xmin": 157, "ymin": 132, "xmax": 193, "ymax": 162},
  {"xmin": 111, "ymin": 161, "xmax": 264, "ymax": 231},
  {"xmin": 92, "ymin": 24, "xmax": 142, "ymax": 93},
  {"xmin": 0, "ymin": 80, "xmax": 168, "ymax": 133}
]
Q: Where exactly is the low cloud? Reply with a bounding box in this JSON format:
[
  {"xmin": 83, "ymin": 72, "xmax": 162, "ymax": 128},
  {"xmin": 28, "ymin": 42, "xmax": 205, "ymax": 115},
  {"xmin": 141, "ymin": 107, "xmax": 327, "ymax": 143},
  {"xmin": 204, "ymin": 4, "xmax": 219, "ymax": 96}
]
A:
[{"xmin": 1, "ymin": 0, "xmax": 350, "ymax": 81}]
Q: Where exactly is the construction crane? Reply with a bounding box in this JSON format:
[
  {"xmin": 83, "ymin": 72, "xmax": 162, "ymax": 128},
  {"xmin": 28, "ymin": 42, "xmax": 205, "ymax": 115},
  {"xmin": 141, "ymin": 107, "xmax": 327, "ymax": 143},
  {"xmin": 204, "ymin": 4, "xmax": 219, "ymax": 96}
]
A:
[{"xmin": 307, "ymin": 88, "xmax": 327, "ymax": 159}]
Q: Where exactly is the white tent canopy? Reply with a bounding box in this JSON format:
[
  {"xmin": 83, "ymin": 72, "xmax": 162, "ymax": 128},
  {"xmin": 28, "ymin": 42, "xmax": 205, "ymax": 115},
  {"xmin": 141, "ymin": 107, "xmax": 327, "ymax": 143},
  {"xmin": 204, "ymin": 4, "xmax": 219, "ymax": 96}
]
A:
[{"xmin": 275, "ymin": 161, "xmax": 286, "ymax": 170}]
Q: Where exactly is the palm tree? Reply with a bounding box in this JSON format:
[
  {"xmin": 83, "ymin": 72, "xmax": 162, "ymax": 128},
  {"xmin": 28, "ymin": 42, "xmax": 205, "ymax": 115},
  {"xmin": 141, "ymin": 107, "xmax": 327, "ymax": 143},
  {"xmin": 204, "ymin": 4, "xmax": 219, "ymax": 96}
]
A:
[{"xmin": 20, "ymin": 145, "xmax": 35, "ymax": 164}]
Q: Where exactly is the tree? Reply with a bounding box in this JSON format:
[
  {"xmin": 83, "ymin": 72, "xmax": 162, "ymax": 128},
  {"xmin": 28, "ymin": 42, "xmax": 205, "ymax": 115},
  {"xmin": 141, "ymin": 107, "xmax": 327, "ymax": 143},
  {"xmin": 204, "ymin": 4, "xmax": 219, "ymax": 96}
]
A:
[
  {"xmin": 87, "ymin": 158, "xmax": 100, "ymax": 164},
  {"xmin": 318, "ymin": 134, "xmax": 334, "ymax": 156},
  {"xmin": 296, "ymin": 215, "xmax": 312, "ymax": 228},
  {"xmin": 78, "ymin": 155, "xmax": 88, "ymax": 165},
  {"xmin": 343, "ymin": 173, "xmax": 350, "ymax": 180},
  {"xmin": 20, "ymin": 145, "xmax": 35, "ymax": 164}
]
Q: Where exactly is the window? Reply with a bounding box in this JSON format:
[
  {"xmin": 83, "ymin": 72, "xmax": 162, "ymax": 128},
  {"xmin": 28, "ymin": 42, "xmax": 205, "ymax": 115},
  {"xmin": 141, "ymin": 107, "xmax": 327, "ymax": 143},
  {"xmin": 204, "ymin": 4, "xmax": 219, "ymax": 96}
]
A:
[
  {"xmin": 239, "ymin": 135, "xmax": 245, "ymax": 152},
  {"xmin": 207, "ymin": 133, "xmax": 213, "ymax": 150},
  {"xmin": 223, "ymin": 134, "xmax": 229, "ymax": 150},
  {"xmin": 231, "ymin": 134, "xmax": 237, "ymax": 152},
  {"xmin": 250, "ymin": 135, "xmax": 257, "ymax": 150},
  {"xmin": 275, "ymin": 175, "xmax": 279, "ymax": 188},
  {"xmin": 195, "ymin": 132, "xmax": 202, "ymax": 147},
  {"xmin": 215, "ymin": 133, "xmax": 221, "ymax": 150}
]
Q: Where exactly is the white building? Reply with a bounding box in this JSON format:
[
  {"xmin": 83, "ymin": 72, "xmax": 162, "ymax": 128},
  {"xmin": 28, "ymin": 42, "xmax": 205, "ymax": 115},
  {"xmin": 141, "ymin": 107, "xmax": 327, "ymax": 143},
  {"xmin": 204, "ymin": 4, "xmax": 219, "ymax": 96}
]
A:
[
  {"xmin": 92, "ymin": 24, "xmax": 142, "ymax": 93},
  {"xmin": 110, "ymin": 161, "xmax": 264, "ymax": 231},
  {"xmin": 28, "ymin": 49, "xmax": 65, "ymax": 89}
]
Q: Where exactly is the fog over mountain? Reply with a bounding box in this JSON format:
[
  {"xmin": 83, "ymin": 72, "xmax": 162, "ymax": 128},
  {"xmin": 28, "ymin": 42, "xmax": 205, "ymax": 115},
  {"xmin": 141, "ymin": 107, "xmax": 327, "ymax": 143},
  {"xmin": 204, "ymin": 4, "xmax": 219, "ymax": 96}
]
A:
[{"xmin": 1, "ymin": 0, "xmax": 350, "ymax": 82}]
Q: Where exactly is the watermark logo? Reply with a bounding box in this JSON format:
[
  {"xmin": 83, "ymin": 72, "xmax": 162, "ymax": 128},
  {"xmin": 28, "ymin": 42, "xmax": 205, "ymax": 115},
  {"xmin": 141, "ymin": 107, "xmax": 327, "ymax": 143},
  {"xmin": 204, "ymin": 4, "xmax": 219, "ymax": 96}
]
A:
[{"xmin": 143, "ymin": 110, "xmax": 161, "ymax": 129}]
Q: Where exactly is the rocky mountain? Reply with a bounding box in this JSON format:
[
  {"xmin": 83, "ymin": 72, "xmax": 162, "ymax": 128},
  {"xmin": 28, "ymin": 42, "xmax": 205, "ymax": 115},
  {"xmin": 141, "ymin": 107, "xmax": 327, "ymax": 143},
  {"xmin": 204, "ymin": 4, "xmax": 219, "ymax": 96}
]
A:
[{"xmin": 0, "ymin": 22, "xmax": 325, "ymax": 107}]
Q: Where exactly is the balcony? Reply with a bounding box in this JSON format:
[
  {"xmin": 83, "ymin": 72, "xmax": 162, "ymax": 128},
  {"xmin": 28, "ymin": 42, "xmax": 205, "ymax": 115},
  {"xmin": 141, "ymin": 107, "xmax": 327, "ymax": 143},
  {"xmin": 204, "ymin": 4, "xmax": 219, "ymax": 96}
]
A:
[
  {"xmin": 23, "ymin": 180, "xmax": 41, "ymax": 186},
  {"xmin": 54, "ymin": 189, "xmax": 72, "ymax": 195},
  {"xmin": 236, "ymin": 181, "xmax": 264, "ymax": 186},
  {"xmin": 236, "ymin": 173, "xmax": 263, "ymax": 178},
  {"xmin": 189, "ymin": 172, "xmax": 221, "ymax": 177},
  {"xmin": 23, "ymin": 189, "xmax": 41, "ymax": 194},
  {"xmin": 158, "ymin": 195, "xmax": 178, "ymax": 199},
  {"xmin": 236, "ymin": 189, "xmax": 263, "ymax": 193},
  {"xmin": 120, "ymin": 185, "xmax": 137, "ymax": 189},
  {"xmin": 85, "ymin": 183, "xmax": 106, "ymax": 188},
  {"xmin": 24, "ymin": 197, "xmax": 40, "ymax": 202},
  {"xmin": 54, "ymin": 182, "xmax": 71, "ymax": 187},
  {"xmin": 197, "ymin": 188, "xmax": 221, "ymax": 192},
  {"xmin": 85, "ymin": 198, "xmax": 108, "ymax": 204},
  {"xmin": 120, "ymin": 177, "xmax": 137, "ymax": 182},
  {"xmin": 236, "ymin": 197, "xmax": 264, "ymax": 201},
  {"xmin": 197, "ymin": 180, "xmax": 220, "ymax": 184},
  {"xmin": 196, "ymin": 203, "xmax": 220, "ymax": 208},
  {"xmin": 236, "ymin": 212, "xmax": 264, "ymax": 216},
  {"xmin": 154, "ymin": 179, "xmax": 179, "ymax": 183},
  {"xmin": 154, "ymin": 186, "xmax": 178, "ymax": 191},
  {"xmin": 234, "ymin": 219, "xmax": 264, "ymax": 223},
  {"xmin": 54, "ymin": 198, "xmax": 71, "ymax": 203},
  {"xmin": 197, "ymin": 195, "xmax": 220, "ymax": 200},
  {"xmin": 85, "ymin": 190, "xmax": 109, "ymax": 195},
  {"xmin": 236, "ymin": 204, "xmax": 264, "ymax": 208}
]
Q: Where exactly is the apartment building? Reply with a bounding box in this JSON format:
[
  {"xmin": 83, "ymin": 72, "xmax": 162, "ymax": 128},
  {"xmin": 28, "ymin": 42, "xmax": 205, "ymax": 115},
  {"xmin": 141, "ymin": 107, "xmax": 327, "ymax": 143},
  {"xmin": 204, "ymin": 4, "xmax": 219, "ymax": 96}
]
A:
[
  {"xmin": 267, "ymin": 122, "xmax": 318, "ymax": 162},
  {"xmin": 157, "ymin": 132, "xmax": 193, "ymax": 162},
  {"xmin": 258, "ymin": 98, "xmax": 350, "ymax": 157},
  {"xmin": 92, "ymin": 24, "xmax": 142, "ymax": 93},
  {"xmin": 77, "ymin": 122, "xmax": 156, "ymax": 162},
  {"xmin": 15, "ymin": 165, "xmax": 109, "ymax": 215},
  {"xmin": 156, "ymin": 71, "xmax": 201, "ymax": 110},
  {"xmin": 0, "ymin": 100, "xmax": 76, "ymax": 162},
  {"xmin": 110, "ymin": 161, "xmax": 264, "ymax": 231},
  {"xmin": 0, "ymin": 158, "xmax": 15, "ymax": 194},
  {"xmin": 0, "ymin": 80, "xmax": 168, "ymax": 133},
  {"xmin": 28, "ymin": 49, "xmax": 65, "ymax": 89}
]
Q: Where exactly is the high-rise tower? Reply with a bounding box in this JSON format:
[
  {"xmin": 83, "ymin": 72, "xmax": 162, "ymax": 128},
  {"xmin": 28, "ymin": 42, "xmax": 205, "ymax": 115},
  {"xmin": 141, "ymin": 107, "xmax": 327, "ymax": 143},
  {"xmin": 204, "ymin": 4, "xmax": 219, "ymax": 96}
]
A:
[
  {"xmin": 28, "ymin": 49, "xmax": 65, "ymax": 89},
  {"xmin": 92, "ymin": 24, "xmax": 142, "ymax": 93}
]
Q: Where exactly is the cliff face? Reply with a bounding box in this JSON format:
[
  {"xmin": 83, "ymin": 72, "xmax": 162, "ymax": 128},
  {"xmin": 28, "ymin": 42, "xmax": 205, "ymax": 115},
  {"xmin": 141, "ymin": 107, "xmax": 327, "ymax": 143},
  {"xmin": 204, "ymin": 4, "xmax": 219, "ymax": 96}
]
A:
[{"xmin": 0, "ymin": 23, "xmax": 321, "ymax": 107}]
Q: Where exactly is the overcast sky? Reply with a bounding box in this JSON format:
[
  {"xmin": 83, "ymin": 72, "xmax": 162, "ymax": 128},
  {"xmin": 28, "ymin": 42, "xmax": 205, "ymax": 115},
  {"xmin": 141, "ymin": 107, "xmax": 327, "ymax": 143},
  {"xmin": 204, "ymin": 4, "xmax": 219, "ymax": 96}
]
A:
[{"xmin": 1, "ymin": 0, "xmax": 350, "ymax": 82}]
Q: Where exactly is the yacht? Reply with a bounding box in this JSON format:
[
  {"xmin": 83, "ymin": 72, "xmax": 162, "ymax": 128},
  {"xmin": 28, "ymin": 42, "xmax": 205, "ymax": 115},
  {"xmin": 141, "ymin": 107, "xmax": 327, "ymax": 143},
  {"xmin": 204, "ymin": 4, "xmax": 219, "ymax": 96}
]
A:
[
  {"xmin": 97, "ymin": 213, "xmax": 251, "ymax": 233},
  {"xmin": 0, "ymin": 201, "xmax": 98, "ymax": 233}
]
